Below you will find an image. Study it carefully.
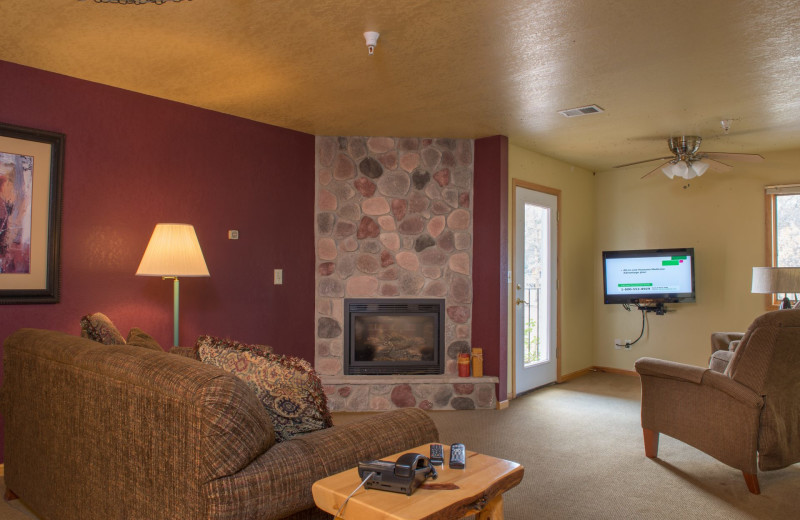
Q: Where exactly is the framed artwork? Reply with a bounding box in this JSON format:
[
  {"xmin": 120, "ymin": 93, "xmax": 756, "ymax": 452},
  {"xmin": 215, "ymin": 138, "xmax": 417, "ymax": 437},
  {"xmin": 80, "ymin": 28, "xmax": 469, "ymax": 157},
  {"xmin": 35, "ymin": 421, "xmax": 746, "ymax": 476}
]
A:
[{"xmin": 0, "ymin": 122, "xmax": 65, "ymax": 304}]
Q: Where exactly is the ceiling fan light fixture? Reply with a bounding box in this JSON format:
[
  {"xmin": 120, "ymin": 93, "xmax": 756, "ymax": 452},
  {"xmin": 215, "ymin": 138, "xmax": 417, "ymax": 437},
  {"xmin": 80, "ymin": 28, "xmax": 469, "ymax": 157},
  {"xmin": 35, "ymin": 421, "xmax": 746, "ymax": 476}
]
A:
[
  {"xmin": 662, "ymin": 161, "xmax": 686, "ymax": 179},
  {"xmin": 690, "ymin": 160, "xmax": 710, "ymax": 177},
  {"xmin": 661, "ymin": 159, "xmax": 709, "ymax": 179}
]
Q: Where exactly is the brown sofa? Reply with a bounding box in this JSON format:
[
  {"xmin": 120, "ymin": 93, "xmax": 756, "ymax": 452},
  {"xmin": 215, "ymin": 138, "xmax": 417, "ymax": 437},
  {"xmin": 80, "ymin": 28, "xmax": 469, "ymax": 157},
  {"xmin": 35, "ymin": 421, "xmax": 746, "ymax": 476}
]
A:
[
  {"xmin": 1, "ymin": 328, "xmax": 439, "ymax": 519},
  {"xmin": 635, "ymin": 309, "xmax": 800, "ymax": 494}
]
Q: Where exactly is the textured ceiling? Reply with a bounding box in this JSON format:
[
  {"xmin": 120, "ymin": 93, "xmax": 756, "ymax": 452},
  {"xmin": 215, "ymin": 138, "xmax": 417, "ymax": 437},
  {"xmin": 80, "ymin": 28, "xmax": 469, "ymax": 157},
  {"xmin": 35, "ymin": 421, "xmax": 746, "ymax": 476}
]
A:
[{"xmin": 2, "ymin": 0, "xmax": 800, "ymax": 172}]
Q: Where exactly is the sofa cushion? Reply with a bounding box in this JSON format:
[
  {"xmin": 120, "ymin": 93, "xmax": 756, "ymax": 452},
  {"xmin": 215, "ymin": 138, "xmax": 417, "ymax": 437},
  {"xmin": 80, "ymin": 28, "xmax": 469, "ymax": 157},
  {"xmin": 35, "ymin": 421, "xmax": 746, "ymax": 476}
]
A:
[
  {"xmin": 80, "ymin": 312, "xmax": 126, "ymax": 345},
  {"xmin": 125, "ymin": 328, "xmax": 163, "ymax": 351},
  {"xmin": 197, "ymin": 337, "xmax": 332, "ymax": 442}
]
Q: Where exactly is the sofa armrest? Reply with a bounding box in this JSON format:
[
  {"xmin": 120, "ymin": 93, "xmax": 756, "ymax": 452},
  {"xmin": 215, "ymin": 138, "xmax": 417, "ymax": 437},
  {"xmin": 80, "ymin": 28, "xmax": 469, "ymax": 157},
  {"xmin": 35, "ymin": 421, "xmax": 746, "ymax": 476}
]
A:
[
  {"xmin": 202, "ymin": 408, "xmax": 438, "ymax": 520},
  {"xmin": 169, "ymin": 345, "xmax": 199, "ymax": 360}
]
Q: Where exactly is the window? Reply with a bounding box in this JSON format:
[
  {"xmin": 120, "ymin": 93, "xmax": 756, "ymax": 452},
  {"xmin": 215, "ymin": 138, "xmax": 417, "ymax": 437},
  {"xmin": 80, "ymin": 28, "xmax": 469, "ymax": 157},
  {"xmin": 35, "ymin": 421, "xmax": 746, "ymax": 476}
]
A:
[{"xmin": 765, "ymin": 184, "xmax": 800, "ymax": 306}]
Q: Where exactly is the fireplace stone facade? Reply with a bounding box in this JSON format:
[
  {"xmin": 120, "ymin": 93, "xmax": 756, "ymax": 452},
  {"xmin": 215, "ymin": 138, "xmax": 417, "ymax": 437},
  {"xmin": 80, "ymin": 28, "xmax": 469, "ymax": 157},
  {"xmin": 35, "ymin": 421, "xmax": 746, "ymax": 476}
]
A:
[{"xmin": 315, "ymin": 136, "xmax": 497, "ymax": 411}]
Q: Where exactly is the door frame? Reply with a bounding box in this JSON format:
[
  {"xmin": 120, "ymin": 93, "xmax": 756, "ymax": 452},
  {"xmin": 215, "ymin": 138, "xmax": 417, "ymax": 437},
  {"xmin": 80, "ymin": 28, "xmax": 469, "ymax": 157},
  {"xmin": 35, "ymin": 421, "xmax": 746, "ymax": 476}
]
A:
[{"xmin": 510, "ymin": 179, "xmax": 562, "ymax": 399}]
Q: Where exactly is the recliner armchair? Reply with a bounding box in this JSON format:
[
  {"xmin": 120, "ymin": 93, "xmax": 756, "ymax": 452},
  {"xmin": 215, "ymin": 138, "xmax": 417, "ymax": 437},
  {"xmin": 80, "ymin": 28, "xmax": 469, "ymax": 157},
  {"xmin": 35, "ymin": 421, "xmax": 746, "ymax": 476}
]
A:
[{"xmin": 634, "ymin": 309, "xmax": 800, "ymax": 494}]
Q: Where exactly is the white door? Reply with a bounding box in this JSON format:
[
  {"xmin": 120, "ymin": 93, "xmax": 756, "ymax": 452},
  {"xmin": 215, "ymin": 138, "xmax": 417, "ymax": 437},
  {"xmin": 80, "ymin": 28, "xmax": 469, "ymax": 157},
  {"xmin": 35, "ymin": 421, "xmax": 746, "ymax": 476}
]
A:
[{"xmin": 514, "ymin": 185, "xmax": 558, "ymax": 394}]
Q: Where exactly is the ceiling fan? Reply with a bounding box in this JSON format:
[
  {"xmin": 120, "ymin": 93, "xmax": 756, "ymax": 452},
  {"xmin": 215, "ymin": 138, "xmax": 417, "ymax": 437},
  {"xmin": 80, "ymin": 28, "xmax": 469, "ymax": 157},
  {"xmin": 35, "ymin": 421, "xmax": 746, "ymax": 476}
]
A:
[{"xmin": 614, "ymin": 136, "xmax": 764, "ymax": 179}]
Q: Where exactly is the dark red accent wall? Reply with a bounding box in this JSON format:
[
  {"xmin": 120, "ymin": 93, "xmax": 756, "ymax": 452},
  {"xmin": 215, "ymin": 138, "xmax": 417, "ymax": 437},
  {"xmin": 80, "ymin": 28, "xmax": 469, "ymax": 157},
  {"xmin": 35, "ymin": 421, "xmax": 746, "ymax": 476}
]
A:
[
  {"xmin": 0, "ymin": 60, "xmax": 315, "ymax": 461},
  {"xmin": 473, "ymin": 136, "xmax": 509, "ymax": 402}
]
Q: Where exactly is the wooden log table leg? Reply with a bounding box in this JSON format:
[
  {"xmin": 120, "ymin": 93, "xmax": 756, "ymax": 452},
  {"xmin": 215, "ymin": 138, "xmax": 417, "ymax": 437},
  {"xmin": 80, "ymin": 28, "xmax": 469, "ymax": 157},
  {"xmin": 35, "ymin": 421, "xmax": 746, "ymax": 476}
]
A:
[{"xmin": 475, "ymin": 494, "xmax": 504, "ymax": 520}]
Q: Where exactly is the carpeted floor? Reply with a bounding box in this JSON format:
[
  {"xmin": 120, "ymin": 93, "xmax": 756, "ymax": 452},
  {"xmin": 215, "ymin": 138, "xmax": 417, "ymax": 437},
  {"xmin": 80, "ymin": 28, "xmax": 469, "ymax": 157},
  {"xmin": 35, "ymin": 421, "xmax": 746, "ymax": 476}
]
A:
[
  {"xmin": 425, "ymin": 372, "xmax": 798, "ymax": 519},
  {"xmin": 1, "ymin": 371, "xmax": 797, "ymax": 519}
]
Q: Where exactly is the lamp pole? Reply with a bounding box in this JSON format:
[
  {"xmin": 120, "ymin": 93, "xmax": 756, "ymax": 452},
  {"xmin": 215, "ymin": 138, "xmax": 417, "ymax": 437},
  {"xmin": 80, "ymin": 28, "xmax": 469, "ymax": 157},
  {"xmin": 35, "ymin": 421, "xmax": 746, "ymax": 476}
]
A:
[{"xmin": 164, "ymin": 276, "xmax": 180, "ymax": 346}]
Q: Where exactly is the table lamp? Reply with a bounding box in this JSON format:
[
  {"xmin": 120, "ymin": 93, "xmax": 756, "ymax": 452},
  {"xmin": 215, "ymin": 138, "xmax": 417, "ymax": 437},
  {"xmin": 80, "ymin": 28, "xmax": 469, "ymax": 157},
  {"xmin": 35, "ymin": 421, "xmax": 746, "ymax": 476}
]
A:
[
  {"xmin": 136, "ymin": 223, "xmax": 210, "ymax": 345},
  {"xmin": 751, "ymin": 267, "xmax": 800, "ymax": 309}
]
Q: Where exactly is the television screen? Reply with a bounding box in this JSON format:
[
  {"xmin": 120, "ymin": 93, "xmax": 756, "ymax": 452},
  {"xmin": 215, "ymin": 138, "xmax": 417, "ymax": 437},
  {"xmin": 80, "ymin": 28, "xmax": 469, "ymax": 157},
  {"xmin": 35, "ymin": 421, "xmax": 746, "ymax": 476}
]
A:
[{"xmin": 602, "ymin": 248, "xmax": 695, "ymax": 305}]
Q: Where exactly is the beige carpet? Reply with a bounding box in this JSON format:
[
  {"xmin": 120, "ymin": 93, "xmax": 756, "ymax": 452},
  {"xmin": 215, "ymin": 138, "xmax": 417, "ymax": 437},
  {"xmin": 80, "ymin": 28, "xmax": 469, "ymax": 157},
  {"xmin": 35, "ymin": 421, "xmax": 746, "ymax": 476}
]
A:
[{"xmin": 2, "ymin": 372, "xmax": 797, "ymax": 519}]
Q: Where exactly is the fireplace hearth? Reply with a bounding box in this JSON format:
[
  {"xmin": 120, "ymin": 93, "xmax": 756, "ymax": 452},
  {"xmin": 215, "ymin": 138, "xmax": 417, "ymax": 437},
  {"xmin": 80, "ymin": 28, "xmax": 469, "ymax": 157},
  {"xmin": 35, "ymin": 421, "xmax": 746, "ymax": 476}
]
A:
[{"xmin": 343, "ymin": 298, "xmax": 445, "ymax": 375}]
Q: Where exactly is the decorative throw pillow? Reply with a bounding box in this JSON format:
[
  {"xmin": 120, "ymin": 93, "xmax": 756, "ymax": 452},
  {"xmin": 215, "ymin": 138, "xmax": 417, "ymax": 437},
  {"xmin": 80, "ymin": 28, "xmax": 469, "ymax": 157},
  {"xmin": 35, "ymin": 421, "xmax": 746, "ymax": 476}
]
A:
[
  {"xmin": 197, "ymin": 337, "xmax": 332, "ymax": 442},
  {"xmin": 194, "ymin": 335, "xmax": 273, "ymax": 357},
  {"xmin": 80, "ymin": 312, "xmax": 126, "ymax": 345},
  {"xmin": 126, "ymin": 328, "xmax": 163, "ymax": 351}
]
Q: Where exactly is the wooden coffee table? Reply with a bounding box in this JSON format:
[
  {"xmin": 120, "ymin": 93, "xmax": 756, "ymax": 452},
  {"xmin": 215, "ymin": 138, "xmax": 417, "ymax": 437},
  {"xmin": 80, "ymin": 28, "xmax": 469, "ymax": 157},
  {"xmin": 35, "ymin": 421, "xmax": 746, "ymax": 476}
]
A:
[{"xmin": 311, "ymin": 443, "xmax": 524, "ymax": 520}]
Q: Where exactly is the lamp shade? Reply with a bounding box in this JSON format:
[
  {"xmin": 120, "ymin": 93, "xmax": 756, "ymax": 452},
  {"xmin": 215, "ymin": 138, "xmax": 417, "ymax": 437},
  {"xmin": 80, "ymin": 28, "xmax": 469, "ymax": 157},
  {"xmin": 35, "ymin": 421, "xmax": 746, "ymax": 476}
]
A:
[
  {"xmin": 661, "ymin": 160, "xmax": 709, "ymax": 180},
  {"xmin": 136, "ymin": 224, "xmax": 210, "ymax": 277},
  {"xmin": 751, "ymin": 267, "xmax": 800, "ymax": 294}
]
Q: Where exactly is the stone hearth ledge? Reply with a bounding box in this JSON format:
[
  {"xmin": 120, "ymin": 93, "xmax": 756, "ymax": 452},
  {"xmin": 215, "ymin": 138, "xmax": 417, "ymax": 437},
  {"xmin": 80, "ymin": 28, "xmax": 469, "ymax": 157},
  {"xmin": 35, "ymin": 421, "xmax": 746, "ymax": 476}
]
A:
[
  {"xmin": 321, "ymin": 375, "xmax": 499, "ymax": 411},
  {"xmin": 322, "ymin": 375, "xmax": 499, "ymax": 385}
]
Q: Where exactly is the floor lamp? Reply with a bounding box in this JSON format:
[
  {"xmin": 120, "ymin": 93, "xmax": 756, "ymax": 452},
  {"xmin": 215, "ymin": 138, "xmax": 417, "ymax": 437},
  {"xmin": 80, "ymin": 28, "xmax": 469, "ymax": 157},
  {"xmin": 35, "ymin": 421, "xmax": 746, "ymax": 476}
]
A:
[{"xmin": 136, "ymin": 223, "xmax": 210, "ymax": 346}]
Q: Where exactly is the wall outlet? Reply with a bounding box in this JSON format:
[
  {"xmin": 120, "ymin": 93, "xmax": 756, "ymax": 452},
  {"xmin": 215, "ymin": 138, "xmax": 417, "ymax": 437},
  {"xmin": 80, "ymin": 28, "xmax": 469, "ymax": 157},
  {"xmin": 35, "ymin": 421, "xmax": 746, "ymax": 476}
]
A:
[
  {"xmin": 614, "ymin": 339, "xmax": 632, "ymax": 350},
  {"xmin": 274, "ymin": 269, "xmax": 283, "ymax": 285}
]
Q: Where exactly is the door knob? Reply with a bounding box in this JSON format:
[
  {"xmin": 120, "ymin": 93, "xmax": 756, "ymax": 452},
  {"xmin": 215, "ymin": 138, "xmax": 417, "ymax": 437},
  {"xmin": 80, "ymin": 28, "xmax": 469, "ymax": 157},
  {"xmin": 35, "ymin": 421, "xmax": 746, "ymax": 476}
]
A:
[{"xmin": 515, "ymin": 298, "xmax": 528, "ymax": 306}]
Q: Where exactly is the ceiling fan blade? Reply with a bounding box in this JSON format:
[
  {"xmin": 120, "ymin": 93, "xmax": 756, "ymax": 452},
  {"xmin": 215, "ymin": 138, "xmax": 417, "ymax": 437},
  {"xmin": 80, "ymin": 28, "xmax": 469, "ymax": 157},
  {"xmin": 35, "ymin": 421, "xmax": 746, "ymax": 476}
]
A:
[
  {"xmin": 641, "ymin": 162, "xmax": 670, "ymax": 179},
  {"xmin": 703, "ymin": 152, "xmax": 764, "ymax": 162},
  {"xmin": 701, "ymin": 158, "xmax": 733, "ymax": 172},
  {"xmin": 614, "ymin": 156, "xmax": 674, "ymax": 168}
]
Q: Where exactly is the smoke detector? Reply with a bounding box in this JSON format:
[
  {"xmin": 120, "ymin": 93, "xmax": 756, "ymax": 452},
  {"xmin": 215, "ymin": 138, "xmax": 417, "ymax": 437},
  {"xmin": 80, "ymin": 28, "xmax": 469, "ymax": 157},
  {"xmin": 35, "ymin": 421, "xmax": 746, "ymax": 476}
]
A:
[{"xmin": 364, "ymin": 31, "xmax": 380, "ymax": 55}]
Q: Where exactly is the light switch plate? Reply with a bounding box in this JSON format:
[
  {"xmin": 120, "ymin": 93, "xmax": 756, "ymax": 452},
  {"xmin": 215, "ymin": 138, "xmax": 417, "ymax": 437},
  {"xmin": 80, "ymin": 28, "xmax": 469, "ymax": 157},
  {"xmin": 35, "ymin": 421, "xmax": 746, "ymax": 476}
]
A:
[{"xmin": 274, "ymin": 269, "xmax": 283, "ymax": 285}]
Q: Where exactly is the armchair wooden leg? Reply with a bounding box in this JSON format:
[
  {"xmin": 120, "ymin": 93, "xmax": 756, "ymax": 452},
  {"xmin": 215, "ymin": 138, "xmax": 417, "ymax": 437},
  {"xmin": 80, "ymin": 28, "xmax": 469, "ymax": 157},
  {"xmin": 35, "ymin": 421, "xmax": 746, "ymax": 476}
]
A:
[
  {"xmin": 643, "ymin": 428, "xmax": 659, "ymax": 458},
  {"xmin": 743, "ymin": 472, "xmax": 760, "ymax": 494}
]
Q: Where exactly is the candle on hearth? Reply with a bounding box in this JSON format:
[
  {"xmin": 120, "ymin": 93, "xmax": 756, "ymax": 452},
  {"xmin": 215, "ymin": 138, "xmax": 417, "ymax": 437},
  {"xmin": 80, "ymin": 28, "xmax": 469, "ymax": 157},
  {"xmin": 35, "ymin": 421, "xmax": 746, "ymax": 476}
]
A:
[
  {"xmin": 471, "ymin": 348, "xmax": 483, "ymax": 378},
  {"xmin": 458, "ymin": 352, "xmax": 470, "ymax": 377}
]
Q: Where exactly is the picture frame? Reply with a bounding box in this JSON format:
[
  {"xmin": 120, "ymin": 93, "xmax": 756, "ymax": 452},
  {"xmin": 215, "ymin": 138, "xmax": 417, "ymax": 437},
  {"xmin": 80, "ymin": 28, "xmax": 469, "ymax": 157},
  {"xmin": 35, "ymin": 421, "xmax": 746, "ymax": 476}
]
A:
[{"xmin": 0, "ymin": 122, "xmax": 65, "ymax": 304}]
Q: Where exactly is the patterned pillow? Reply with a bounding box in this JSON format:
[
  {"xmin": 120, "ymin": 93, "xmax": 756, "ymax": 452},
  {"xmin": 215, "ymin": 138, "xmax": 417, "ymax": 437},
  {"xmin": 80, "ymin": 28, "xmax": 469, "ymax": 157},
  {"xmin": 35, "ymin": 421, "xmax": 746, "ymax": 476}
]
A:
[
  {"xmin": 126, "ymin": 328, "xmax": 163, "ymax": 351},
  {"xmin": 197, "ymin": 338, "xmax": 332, "ymax": 442},
  {"xmin": 193, "ymin": 335, "xmax": 273, "ymax": 358},
  {"xmin": 80, "ymin": 312, "xmax": 126, "ymax": 345}
]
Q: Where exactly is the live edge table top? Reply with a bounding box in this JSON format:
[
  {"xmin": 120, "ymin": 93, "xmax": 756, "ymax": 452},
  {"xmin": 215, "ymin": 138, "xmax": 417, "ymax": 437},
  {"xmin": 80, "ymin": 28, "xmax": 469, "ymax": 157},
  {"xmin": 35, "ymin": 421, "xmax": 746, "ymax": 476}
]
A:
[{"xmin": 311, "ymin": 443, "xmax": 524, "ymax": 520}]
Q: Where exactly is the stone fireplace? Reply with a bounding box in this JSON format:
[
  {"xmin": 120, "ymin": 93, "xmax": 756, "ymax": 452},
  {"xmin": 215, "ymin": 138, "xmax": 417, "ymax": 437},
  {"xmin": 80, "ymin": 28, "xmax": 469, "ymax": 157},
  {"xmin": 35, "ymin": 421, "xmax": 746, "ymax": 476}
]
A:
[{"xmin": 315, "ymin": 136, "xmax": 497, "ymax": 411}]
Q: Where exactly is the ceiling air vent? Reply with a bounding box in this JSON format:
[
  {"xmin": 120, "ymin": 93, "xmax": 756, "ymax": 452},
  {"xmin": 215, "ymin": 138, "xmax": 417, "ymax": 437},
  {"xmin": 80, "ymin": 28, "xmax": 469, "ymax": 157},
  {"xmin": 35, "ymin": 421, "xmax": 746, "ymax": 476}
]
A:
[{"xmin": 558, "ymin": 104, "xmax": 604, "ymax": 118}]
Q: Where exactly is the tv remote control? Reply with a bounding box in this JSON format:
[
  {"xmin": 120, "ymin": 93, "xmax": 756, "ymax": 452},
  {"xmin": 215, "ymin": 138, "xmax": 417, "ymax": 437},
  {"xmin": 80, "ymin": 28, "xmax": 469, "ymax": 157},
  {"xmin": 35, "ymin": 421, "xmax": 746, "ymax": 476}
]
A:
[
  {"xmin": 429, "ymin": 443, "xmax": 444, "ymax": 465},
  {"xmin": 449, "ymin": 443, "xmax": 466, "ymax": 469}
]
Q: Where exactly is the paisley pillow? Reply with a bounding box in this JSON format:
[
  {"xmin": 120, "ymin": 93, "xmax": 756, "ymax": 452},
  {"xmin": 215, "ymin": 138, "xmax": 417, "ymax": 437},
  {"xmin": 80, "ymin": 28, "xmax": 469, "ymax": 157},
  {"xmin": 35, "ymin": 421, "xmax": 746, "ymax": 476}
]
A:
[
  {"xmin": 193, "ymin": 334, "xmax": 273, "ymax": 358},
  {"xmin": 197, "ymin": 337, "xmax": 331, "ymax": 442}
]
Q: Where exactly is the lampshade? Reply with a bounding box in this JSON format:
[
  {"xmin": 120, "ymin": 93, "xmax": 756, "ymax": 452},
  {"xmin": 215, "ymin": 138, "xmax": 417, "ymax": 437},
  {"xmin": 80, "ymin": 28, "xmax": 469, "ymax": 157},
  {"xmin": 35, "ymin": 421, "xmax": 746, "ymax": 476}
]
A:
[
  {"xmin": 661, "ymin": 160, "xmax": 709, "ymax": 180},
  {"xmin": 751, "ymin": 267, "xmax": 800, "ymax": 294},
  {"xmin": 136, "ymin": 224, "xmax": 210, "ymax": 277}
]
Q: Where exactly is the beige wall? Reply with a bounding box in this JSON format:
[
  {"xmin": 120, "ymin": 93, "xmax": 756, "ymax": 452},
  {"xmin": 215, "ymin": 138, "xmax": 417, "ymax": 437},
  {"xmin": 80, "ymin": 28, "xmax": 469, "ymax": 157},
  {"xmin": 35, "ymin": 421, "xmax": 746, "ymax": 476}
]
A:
[
  {"xmin": 507, "ymin": 144, "xmax": 596, "ymax": 391},
  {"xmin": 507, "ymin": 144, "xmax": 800, "ymax": 385},
  {"xmin": 594, "ymin": 148, "xmax": 800, "ymax": 370}
]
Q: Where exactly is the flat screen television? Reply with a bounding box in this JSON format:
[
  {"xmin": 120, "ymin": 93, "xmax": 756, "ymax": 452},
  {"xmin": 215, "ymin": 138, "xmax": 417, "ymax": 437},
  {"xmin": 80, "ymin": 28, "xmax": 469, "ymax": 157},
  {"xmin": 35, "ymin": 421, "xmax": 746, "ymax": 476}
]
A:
[{"xmin": 602, "ymin": 248, "xmax": 696, "ymax": 305}]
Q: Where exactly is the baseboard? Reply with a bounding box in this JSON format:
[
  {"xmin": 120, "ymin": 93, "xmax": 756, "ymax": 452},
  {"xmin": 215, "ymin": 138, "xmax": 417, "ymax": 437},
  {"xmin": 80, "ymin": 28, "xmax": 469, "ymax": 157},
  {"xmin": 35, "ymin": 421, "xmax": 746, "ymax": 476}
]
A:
[
  {"xmin": 591, "ymin": 366, "xmax": 639, "ymax": 377},
  {"xmin": 496, "ymin": 399, "xmax": 510, "ymax": 410},
  {"xmin": 558, "ymin": 367, "xmax": 593, "ymax": 382}
]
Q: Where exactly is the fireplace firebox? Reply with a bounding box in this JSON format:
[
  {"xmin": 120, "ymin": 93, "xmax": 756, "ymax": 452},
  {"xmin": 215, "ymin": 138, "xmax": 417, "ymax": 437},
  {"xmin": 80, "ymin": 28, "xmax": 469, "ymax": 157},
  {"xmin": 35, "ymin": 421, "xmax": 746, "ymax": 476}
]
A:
[{"xmin": 343, "ymin": 298, "xmax": 445, "ymax": 375}]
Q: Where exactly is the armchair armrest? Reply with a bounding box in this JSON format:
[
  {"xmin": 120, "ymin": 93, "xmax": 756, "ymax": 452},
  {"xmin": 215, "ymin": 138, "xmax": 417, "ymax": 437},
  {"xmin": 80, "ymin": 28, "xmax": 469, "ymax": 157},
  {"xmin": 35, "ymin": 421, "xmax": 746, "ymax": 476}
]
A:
[
  {"xmin": 710, "ymin": 332, "xmax": 745, "ymax": 353},
  {"xmin": 635, "ymin": 357, "xmax": 706, "ymax": 383},
  {"xmin": 635, "ymin": 357, "xmax": 762, "ymax": 408}
]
